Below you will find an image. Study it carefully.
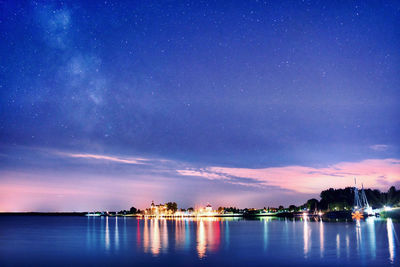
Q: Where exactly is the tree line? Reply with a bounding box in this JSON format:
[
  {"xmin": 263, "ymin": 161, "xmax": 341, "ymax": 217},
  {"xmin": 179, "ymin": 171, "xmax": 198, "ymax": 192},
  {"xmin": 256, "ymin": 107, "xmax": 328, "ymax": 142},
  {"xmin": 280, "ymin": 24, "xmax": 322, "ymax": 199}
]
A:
[
  {"xmin": 121, "ymin": 186, "xmax": 400, "ymax": 214},
  {"xmin": 285, "ymin": 186, "xmax": 400, "ymax": 212}
]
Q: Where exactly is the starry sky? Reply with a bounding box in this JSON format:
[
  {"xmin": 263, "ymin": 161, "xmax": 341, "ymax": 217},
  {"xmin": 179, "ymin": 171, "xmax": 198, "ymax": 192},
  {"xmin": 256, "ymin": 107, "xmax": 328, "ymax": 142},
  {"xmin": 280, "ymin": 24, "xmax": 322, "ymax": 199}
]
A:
[{"xmin": 1, "ymin": 0, "xmax": 399, "ymax": 211}]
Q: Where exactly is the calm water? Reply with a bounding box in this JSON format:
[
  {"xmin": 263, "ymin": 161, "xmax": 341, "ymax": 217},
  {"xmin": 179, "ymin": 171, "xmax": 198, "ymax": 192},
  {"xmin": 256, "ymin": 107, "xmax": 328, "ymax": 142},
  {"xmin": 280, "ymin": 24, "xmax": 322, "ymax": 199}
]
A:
[{"xmin": 0, "ymin": 216, "xmax": 399, "ymax": 266}]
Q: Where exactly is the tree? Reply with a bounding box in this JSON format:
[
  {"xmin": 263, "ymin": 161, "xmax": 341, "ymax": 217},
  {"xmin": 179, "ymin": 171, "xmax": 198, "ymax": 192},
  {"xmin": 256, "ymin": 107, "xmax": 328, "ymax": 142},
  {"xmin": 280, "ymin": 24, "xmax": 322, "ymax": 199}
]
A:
[
  {"xmin": 166, "ymin": 202, "xmax": 178, "ymax": 213},
  {"xmin": 130, "ymin": 207, "xmax": 137, "ymax": 214},
  {"xmin": 288, "ymin": 205, "xmax": 297, "ymax": 212},
  {"xmin": 187, "ymin": 207, "xmax": 194, "ymax": 212},
  {"xmin": 278, "ymin": 205, "xmax": 284, "ymax": 211},
  {"xmin": 317, "ymin": 186, "xmax": 400, "ymax": 210},
  {"xmin": 319, "ymin": 187, "xmax": 353, "ymax": 210},
  {"xmin": 306, "ymin": 199, "xmax": 319, "ymax": 211},
  {"xmin": 387, "ymin": 186, "xmax": 399, "ymax": 206}
]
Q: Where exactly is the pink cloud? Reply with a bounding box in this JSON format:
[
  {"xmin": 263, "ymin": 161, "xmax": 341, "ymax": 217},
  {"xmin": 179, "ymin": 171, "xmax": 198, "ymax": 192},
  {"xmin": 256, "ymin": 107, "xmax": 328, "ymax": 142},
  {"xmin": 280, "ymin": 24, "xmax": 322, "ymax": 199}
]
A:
[{"xmin": 178, "ymin": 159, "xmax": 400, "ymax": 194}]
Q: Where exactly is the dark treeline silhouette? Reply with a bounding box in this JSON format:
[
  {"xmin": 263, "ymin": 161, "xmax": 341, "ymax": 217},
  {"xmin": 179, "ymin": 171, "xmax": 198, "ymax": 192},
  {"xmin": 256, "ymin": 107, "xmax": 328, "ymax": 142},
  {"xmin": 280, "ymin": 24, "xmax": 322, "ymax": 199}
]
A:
[
  {"xmin": 218, "ymin": 207, "xmax": 240, "ymax": 213},
  {"xmin": 118, "ymin": 207, "xmax": 142, "ymax": 215},
  {"xmin": 283, "ymin": 186, "xmax": 400, "ymax": 212},
  {"xmin": 298, "ymin": 186, "xmax": 400, "ymax": 212},
  {"xmin": 166, "ymin": 202, "xmax": 178, "ymax": 213}
]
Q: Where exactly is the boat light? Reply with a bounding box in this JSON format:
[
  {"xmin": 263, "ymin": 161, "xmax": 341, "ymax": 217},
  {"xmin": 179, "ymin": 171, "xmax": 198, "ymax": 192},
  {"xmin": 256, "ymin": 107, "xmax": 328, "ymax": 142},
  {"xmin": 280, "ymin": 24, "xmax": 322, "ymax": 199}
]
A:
[{"xmin": 384, "ymin": 206, "xmax": 392, "ymax": 212}]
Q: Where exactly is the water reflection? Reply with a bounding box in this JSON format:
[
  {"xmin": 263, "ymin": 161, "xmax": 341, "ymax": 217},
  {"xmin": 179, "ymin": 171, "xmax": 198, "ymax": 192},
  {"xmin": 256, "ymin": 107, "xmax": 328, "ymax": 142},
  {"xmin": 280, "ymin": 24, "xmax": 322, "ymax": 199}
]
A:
[
  {"xmin": 136, "ymin": 219, "xmax": 141, "ymax": 246},
  {"xmin": 143, "ymin": 219, "xmax": 149, "ymax": 252},
  {"xmin": 185, "ymin": 220, "xmax": 191, "ymax": 250},
  {"xmin": 319, "ymin": 219, "xmax": 324, "ymax": 258},
  {"xmin": 123, "ymin": 217, "xmax": 127, "ymax": 247},
  {"xmin": 263, "ymin": 219, "xmax": 268, "ymax": 251},
  {"xmin": 366, "ymin": 217, "xmax": 376, "ymax": 259},
  {"xmin": 225, "ymin": 220, "xmax": 230, "ymax": 249},
  {"xmin": 86, "ymin": 216, "xmax": 91, "ymax": 249},
  {"xmin": 355, "ymin": 219, "xmax": 362, "ymax": 255},
  {"xmin": 115, "ymin": 217, "xmax": 119, "ymax": 250},
  {"xmin": 303, "ymin": 217, "xmax": 310, "ymax": 258},
  {"xmin": 141, "ymin": 219, "xmax": 171, "ymax": 256},
  {"xmin": 150, "ymin": 219, "xmax": 160, "ymax": 255},
  {"xmin": 194, "ymin": 218, "xmax": 223, "ymax": 258},
  {"xmin": 197, "ymin": 220, "xmax": 206, "ymax": 258},
  {"xmin": 162, "ymin": 219, "xmax": 168, "ymax": 251},
  {"xmin": 387, "ymin": 218, "xmax": 395, "ymax": 263},
  {"xmin": 80, "ymin": 216, "xmax": 398, "ymax": 265},
  {"xmin": 105, "ymin": 217, "xmax": 110, "ymax": 251},
  {"xmin": 212, "ymin": 220, "xmax": 221, "ymax": 252},
  {"xmin": 175, "ymin": 219, "xmax": 185, "ymax": 249}
]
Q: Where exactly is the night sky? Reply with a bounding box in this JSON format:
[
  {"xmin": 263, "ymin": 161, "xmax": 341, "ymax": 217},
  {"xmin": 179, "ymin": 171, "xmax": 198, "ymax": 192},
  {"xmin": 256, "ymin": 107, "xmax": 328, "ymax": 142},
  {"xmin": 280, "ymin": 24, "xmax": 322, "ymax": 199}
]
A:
[{"xmin": 1, "ymin": 1, "xmax": 399, "ymax": 211}]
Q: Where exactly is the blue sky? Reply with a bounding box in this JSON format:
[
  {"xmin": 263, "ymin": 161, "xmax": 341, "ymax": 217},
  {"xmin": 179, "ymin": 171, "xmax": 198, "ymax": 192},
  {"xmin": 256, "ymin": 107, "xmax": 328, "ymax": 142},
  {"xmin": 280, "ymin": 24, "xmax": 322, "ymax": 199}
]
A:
[{"xmin": 0, "ymin": 1, "xmax": 399, "ymax": 211}]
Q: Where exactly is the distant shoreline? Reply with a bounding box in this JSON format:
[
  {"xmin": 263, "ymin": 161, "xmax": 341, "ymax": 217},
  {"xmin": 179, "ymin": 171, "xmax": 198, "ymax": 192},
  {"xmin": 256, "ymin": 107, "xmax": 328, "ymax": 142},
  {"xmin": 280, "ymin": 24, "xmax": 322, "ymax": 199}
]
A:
[
  {"xmin": 2, "ymin": 209, "xmax": 399, "ymax": 219},
  {"xmin": 0, "ymin": 212, "xmax": 271, "ymax": 217},
  {"xmin": 0, "ymin": 212, "xmax": 244, "ymax": 217},
  {"xmin": 0, "ymin": 211, "xmax": 326, "ymax": 218},
  {"xmin": 0, "ymin": 212, "xmax": 88, "ymax": 216}
]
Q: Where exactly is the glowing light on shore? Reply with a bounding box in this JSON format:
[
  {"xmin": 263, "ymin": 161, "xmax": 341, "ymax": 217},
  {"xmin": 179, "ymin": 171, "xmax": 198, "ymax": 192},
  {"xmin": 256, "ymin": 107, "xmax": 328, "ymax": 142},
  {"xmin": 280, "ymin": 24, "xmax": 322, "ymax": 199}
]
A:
[
  {"xmin": 143, "ymin": 202, "xmax": 218, "ymax": 218},
  {"xmin": 384, "ymin": 206, "xmax": 393, "ymax": 212}
]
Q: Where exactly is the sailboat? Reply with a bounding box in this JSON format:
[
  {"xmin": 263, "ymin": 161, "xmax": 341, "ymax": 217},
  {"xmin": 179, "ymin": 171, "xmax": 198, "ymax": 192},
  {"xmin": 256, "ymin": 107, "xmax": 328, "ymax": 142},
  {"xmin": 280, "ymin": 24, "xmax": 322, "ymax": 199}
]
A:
[
  {"xmin": 352, "ymin": 178, "xmax": 374, "ymax": 218},
  {"xmin": 360, "ymin": 183, "xmax": 374, "ymax": 215}
]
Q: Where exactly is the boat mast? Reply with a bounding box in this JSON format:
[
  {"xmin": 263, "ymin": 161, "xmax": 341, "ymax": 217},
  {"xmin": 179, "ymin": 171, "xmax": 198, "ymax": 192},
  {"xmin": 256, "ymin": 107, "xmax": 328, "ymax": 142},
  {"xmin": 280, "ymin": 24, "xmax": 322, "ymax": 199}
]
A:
[
  {"xmin": 361, "ymin": 183, "xmax": 370, "ymax": 209},
  {"xmin": 353, "ymin": 178, "xmax": 362, "ymax": 211}
]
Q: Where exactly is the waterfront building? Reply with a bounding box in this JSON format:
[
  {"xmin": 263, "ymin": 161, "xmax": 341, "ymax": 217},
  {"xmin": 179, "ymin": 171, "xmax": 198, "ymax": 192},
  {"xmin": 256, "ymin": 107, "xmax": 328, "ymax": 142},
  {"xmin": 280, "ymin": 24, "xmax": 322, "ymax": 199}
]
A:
[
  {"xmin": 146, "ymin": 201, "xmax": 169, "ymax": 216},
  {"xmin": 205, "ymin": 203, "xmax": 212, "ymax": 213}
]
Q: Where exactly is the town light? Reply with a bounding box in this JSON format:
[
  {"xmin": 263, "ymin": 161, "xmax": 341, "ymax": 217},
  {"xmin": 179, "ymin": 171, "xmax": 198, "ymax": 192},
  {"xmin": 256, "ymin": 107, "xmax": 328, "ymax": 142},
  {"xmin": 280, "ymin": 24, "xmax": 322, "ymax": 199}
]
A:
[{"xmin": 384, "ymin": 206, "xmax": 392, "ymax": 212}]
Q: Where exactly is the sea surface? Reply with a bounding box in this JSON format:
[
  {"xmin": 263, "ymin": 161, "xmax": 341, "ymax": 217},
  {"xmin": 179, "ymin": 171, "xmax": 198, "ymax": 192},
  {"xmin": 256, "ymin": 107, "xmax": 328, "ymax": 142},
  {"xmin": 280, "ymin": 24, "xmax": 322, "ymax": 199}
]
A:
[{"xmin": 0, "ymin": 216, "xmax": 399, "ymax": 266}]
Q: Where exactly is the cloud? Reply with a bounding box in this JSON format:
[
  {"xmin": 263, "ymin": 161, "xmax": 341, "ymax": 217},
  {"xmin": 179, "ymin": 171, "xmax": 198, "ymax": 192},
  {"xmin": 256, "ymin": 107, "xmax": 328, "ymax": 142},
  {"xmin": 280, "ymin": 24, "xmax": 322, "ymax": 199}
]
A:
[
  {"xmin": 58, "ymin": 152, "xmax": 149, "ymax": 165},
  {"xmin": 177, "ymin": 159, "xmax": 400, "ymax": 194},
  {"xmin": 370, "ymin": 144, "xmax": 389, "ymax": 151},
  {"xmin": 176, "ymin": 169, "xmax": 230, "ymax": 181}
]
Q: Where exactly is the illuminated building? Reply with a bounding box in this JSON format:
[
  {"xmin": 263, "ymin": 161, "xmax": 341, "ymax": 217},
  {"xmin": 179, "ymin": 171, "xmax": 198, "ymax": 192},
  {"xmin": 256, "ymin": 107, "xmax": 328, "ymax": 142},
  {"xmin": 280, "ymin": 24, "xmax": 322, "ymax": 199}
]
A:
[
  {"xmin": 143, "ymin": 201, "xmax": 219, "ymax": 217},
  {"xmin": 205, "ymin": 204, "xmax": 212, "ymax": 213},
  {"xmin": 146, "ymin": 201, "xmax": 168, "ymax": 216}
]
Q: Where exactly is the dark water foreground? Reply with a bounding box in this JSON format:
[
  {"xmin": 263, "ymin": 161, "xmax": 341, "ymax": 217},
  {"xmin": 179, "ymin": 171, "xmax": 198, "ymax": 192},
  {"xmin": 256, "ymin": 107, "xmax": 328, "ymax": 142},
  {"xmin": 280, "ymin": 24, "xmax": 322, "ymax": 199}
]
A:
[{"xmin": 0, "ymin": 216, "xmax": 398, "ymax": 266}]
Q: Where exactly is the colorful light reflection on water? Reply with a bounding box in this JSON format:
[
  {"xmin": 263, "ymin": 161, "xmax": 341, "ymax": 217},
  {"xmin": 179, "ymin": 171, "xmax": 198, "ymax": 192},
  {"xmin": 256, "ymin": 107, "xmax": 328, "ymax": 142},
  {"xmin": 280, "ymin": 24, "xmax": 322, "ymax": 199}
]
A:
[{"xmin": 0, "ymin": 216, "xmax": 399, "ymax": 266}]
